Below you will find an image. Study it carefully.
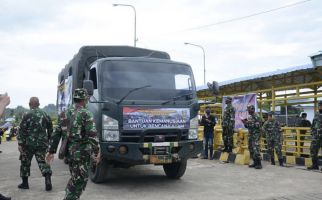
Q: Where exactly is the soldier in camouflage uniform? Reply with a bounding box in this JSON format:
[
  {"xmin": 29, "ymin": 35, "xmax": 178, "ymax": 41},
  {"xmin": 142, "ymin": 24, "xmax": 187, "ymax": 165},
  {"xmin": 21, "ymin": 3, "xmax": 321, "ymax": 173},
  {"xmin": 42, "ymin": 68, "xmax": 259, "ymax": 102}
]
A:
[
  {"xmin": 262, "ymin": 112, "xmax": 284, "ymax": 166},
  {"xmin": 17, "ymin": 97, "xmax": 53, "ymax": 191},
  {"xmin": 222, "ymin": 97, "xmax": 235, "ymax": 152},
  {"xmin": 46, "ymin": 88, "xmax": 100, "ymax": 200},
  {"xmin": 242, "ymin": 105, "xmax": 262, "ymax": 169},
  {"xmin": 307, "ymin": 101, "xmax": 322, "ymax": 170}
]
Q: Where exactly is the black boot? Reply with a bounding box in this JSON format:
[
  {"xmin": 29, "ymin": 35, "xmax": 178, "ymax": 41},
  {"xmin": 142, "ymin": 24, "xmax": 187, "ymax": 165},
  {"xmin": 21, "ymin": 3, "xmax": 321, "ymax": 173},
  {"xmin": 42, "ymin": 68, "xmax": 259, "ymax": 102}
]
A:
[
  {"xmin": 271, "ymin": 157, "xmax": 275, "ymax": 165},
  {"xmin": 45, "ymin": 174, "xmax": 52, "ymax": 191},
  {"xmin": 18, "ymin": 177, "xmax": 29, "ymax": 189},
  {"xmin": 279, "ymin": 159, "xmax": 284, "ymax": 167},
  {"xmin": 249, "ymin": 159, "xmax": 256, "ymax": 168},
  {"xmin": 0, "ymin": 193, "xmax": 11, "ymax": 200},
  {"xmin": 307, "ymin": 159, "xmax": 319, "ymax": 170},
  {"xmin": 255, "ymin": 159, "xmax": 263, "ymax": 169}
]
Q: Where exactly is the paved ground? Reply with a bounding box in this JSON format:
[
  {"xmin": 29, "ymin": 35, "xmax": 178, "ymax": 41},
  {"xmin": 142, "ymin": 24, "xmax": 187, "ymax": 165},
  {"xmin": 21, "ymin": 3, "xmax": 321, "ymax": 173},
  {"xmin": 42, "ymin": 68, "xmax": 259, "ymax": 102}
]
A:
[{"xmin": 1, "ymin": 141, "xmax": 322, "ymax": 200}]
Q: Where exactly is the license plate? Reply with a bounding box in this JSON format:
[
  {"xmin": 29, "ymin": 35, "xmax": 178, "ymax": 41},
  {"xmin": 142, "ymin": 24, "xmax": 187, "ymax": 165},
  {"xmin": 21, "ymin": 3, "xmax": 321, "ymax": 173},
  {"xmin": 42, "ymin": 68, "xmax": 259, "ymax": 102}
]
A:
[{"xmin": 152, "ymin": 142, "xmax": 170, "ymax": 147}]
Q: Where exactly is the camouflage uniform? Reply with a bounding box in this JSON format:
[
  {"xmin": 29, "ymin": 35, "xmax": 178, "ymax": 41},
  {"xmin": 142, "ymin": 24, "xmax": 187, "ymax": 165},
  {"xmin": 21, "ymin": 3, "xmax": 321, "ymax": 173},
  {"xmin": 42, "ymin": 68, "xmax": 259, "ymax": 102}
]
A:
[
  {"xmin": 17, "ymin": 107, "xmax": 53, "ymax": 178},
  {"xmin": 262, "ymin": 118, "xmax": 283, "ymax": 162},
  {"xmin": 48, "ymin": 88, "xmax": 98, "ymax": 200},
  {"xmin": 244, "ymin": 110, "xmax": 262, "ymax": 162},
  {"xmin": 222, "ymin": 100, "xmax": 235, "ymax": 152},
  {"xmin": 308, "ymin": 112, "xmax": 322, "ymax": 169}
]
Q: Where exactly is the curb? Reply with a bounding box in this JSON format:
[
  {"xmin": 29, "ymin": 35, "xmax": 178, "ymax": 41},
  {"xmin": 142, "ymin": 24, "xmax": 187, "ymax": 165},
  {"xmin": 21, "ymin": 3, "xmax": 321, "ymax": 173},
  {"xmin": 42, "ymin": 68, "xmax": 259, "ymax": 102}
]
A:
[
  {"xmin": 213, "ymin": 150, "xmax": 249, "ymax": 165},
  {"xmin": 213, "ymin": 150, "xmax": 322, "ymax": 166}
]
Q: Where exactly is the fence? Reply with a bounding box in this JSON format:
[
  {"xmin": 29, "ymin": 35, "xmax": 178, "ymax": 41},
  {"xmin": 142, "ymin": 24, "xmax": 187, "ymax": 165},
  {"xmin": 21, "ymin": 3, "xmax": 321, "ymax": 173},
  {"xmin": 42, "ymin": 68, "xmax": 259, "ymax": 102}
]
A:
[{"xmin": 198, "ymin": 126, "xmax": 321, "ymax": 158}]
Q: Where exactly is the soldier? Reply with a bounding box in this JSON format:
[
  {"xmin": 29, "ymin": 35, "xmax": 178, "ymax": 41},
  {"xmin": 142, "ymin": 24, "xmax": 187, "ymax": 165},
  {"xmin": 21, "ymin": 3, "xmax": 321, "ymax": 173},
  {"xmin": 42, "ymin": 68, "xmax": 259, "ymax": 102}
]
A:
[
  {"xmin": 242, "ymin": 105, "xmax": 262, "ymax": 169},
  {"xmin": 17, "ymin": 97, "xmax": 53, "ymax": 190},
  {"xmin": 307, "ymin": 101, "xmax": 322, "ymax": 170},
  {"xmin": 222, "ymin": 97, "xmax": 235, "ymax": 152},
  {"xmin": 46, "ymin": 88, "xmax": 100, "ymax": 200},
  {"xmin": 201, "ymin": 106, "xmax": 216, "ymax": 159},
  {"xmin": 262, "ymin": 112, "xmax": 284, "ymax": 166}
]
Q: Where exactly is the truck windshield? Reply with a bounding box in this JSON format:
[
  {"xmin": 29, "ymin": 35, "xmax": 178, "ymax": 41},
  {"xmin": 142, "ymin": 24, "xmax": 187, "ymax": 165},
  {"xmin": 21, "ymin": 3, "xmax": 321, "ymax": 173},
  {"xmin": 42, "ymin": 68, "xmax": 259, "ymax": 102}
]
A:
[{"xmin": 101, "ymin": 60, "xmax": 196, "ymax": 101}]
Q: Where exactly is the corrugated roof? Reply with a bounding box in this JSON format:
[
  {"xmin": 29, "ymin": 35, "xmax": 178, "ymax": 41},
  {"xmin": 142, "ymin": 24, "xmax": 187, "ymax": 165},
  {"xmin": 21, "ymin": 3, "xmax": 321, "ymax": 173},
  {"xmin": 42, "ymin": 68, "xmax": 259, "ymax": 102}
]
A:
[{"xmin": 197, "ymin": 63, "xmax": 313, "ymax": 91}]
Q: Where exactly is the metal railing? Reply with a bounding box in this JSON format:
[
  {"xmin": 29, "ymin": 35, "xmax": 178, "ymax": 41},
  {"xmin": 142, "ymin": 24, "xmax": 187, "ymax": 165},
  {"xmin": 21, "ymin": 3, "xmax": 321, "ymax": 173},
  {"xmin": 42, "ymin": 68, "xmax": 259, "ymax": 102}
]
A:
[{"xmin": 198, "ymin": 126, "xmax": 322, "ymax": 158}]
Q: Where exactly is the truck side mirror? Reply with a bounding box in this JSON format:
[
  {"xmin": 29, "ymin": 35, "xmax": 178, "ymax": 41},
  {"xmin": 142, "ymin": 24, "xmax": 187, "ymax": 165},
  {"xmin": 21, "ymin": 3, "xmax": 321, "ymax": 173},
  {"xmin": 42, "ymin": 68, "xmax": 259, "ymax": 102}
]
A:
[
  {"xmin": 207, "ymin": 81, "xmax": 219, "ymax": 95},
  {"xmin": 83, "ymin": 80, "xmax": 94, "ymax": 96}
]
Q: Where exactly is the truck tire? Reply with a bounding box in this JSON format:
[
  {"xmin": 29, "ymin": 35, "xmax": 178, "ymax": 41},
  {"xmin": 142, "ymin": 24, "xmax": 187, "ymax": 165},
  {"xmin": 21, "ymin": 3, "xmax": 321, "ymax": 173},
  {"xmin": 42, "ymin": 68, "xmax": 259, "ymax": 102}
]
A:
[
  {"xmin": 163, "ymin": 160, "xmax": 187, "ymax": 179},
  {"xmin": 90, "ymin": 158, "xmax": 112, "ymax": 183}
]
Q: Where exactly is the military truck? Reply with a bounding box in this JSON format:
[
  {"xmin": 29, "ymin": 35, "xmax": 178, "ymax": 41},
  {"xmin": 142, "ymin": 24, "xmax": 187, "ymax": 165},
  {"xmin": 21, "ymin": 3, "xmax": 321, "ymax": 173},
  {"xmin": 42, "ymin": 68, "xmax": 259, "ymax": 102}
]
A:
[{"xmin": 57, "ymin": 46, "xmax": 203, "ymax": 183}]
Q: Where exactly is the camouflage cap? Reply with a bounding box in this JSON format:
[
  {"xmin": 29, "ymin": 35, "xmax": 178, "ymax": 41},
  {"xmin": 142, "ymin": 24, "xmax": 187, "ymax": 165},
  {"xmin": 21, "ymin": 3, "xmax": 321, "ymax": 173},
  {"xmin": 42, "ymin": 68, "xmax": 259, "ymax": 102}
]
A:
[
  {"xmin": 268, "ymin": 111, "xmax": 274, "ymax": 116},
  {"xmin": 73, "ymin": 88, "xmax": 88, "ymax": 100},
  {"xmin": 318, "ymin": 101, "xmax": 322, "ymax": 106},
  {"xmin": 247, "ymin": 105, "xmax": 255, "ymax": 110},
  {"xmin": 226, "ymin": 97, "xmax": 232, "ymax": 101}
]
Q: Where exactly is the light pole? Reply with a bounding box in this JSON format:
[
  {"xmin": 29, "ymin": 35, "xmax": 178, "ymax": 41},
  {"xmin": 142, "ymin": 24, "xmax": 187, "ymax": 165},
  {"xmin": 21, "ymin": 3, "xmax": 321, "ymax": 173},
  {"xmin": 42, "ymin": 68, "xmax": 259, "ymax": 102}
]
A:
[
  {"xmin": 113, "ymin": 4, "xmax": 137, "ymax": 47},
  {"xmin": 184, "ymin": 42, "xmax": 206, "ymax": 85}
]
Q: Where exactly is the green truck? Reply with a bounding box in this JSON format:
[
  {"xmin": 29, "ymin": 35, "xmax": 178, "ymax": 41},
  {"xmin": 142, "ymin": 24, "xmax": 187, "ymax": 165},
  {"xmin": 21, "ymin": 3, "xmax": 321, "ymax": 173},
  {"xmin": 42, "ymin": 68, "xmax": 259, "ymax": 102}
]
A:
[{"xmin": 57, "ymin": 46, "xmax": 202, "ymax": 183}]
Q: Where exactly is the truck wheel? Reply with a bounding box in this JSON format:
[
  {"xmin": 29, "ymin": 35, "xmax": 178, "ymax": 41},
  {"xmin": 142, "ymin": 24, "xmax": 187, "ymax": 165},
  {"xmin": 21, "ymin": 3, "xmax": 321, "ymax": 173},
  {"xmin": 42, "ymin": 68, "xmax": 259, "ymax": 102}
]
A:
[
  {"xmin": 163, "ymin": 160, "xmax": 187, "ymax": 179},
  {"xmin": 90, "ymin": 158, "xmax": 112, "ymax": 183}
]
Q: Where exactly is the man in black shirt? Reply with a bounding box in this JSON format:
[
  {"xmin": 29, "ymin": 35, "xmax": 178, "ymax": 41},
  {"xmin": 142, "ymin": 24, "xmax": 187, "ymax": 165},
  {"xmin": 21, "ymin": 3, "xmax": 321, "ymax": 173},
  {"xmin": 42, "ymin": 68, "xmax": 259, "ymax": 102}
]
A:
[
  {"xmin": 297, "ymin": 112, "xmax": 311, "ymax": 127},
  {"xmin": 201, "ymin": 106, "xmax": 216, "ymax": 159},
  {"xmin": 296, "ymin": 112, "xmax": 311, "ymax": 156}
]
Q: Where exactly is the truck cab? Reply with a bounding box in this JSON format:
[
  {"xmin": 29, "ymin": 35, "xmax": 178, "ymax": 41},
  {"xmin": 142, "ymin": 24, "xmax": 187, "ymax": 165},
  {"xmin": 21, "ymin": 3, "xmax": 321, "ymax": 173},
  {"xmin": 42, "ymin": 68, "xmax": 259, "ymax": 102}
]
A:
[{"xmin": 57, "ymin": 46, "xmax": 203, "ymax": 183}]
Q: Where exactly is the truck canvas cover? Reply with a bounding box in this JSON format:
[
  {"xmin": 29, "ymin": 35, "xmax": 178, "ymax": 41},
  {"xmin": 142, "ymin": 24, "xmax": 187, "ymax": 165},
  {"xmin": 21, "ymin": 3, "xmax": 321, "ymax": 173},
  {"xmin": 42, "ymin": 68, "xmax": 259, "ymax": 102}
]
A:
[{"xmin": 58, "ymin": 46, "xmax": 170, "ymax": 87}]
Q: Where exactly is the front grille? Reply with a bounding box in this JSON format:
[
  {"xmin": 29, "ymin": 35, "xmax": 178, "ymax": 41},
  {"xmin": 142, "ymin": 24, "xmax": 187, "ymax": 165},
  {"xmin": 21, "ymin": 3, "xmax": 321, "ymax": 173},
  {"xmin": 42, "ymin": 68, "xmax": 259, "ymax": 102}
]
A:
[{"xmin": 120, "ymin": 130, "xmax": 188, "ymax": 143}]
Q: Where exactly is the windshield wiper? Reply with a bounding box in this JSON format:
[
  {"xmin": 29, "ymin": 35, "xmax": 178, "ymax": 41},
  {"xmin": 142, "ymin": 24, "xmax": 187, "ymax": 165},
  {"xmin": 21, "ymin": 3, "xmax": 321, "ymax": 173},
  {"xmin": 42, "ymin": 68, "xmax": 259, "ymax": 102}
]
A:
[
  {"xmin": 116, "ymin": 85, "xmax": 151, "ymax": 105},
  {"xmin": 161, "ymin": 92, "xmax": 193, "ymax": 105}
]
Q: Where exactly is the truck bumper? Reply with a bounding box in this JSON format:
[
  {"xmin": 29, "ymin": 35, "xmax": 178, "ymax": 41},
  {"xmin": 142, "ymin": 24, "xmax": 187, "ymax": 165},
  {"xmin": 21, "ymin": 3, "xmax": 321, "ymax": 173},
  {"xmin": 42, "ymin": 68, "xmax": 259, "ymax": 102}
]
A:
[{"xmin": 100, "ymin": 140, "xmax": 203, "ymax": 165}]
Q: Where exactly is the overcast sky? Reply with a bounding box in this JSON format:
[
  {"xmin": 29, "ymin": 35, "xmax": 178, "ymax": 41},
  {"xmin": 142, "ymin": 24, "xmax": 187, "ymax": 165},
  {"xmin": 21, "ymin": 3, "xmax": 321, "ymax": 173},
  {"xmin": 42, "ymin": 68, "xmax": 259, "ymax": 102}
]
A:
[{"xmin": 0, "ymin": 0, "xmax": 321, "ymax": 108}]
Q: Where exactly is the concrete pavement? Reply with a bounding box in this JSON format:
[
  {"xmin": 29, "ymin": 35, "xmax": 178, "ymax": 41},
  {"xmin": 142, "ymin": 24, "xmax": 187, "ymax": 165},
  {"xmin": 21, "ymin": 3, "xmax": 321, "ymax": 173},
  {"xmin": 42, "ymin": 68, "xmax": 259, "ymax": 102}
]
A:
[{"xmin": 0, "ymin": 141, "xmax": 322, "ymax": 200}]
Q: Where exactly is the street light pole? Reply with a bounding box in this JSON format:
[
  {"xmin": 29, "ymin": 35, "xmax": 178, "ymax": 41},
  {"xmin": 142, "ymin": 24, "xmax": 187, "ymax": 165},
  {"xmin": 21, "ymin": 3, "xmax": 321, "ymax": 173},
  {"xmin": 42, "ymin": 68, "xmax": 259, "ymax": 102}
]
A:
[
  {"xmin": 184, "ymin": 42, "xmax": 206, "ymax": 85},
  {"xmin": 113, "ymin": 4, "xmax": 137, "ymax": 47}
]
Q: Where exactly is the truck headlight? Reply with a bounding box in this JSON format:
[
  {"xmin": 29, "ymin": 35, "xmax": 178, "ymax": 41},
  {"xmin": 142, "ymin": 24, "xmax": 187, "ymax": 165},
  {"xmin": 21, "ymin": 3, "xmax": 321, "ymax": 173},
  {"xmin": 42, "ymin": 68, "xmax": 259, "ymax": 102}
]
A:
[
  {"xmin": 102, "ymin": 115, "xmax": 119, "ymax": 141},
  {"xmin": 103, "ymin": 130, "xmax": 120, "ymax": 141},
  {"xmin": 190, "ymin": 116, "xmax": 199, "ymax": 129},
  {"xmin": 189, "ymin": 116, "xmax": 198, "ymax": 139},
  {"xmin": 188, "ymin": 129, "xmax": 198, "ymax": 140}
]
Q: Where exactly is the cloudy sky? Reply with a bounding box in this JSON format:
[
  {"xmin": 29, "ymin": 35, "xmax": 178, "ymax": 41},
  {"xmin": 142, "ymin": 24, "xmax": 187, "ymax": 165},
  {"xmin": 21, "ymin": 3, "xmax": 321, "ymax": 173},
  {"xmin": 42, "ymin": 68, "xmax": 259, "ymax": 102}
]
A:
[{"xmin": 0, "ymin": 0, "xmax": 321, "ymax": 108}]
